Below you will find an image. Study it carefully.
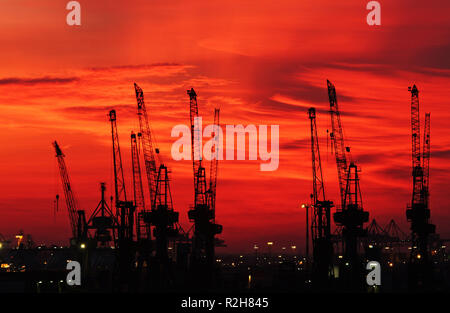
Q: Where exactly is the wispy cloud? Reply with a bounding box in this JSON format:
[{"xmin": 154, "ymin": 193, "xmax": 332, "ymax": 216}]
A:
[{"xmin": 0, "ymin": 76, "xmax": 79, "ymax": 85}]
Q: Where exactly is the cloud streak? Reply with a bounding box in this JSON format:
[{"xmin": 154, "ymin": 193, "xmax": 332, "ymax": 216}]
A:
[{"xmin": 0, "ymin": 76, "xmax": 79, "ymax": 86}]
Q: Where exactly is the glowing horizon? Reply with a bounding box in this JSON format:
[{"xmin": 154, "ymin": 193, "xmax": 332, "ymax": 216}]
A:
[{"xmin": 0, "ymin": 0, "xmax": 449, "ymax": 253}]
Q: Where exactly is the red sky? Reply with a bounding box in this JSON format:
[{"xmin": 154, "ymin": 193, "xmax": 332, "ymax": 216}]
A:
[{"xmin": 0, "ymin": 0, "xmax": 449, "ymax": 253}]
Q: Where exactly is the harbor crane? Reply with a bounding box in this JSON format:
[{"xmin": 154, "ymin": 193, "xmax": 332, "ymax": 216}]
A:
[
  {"xmin": 186, "ymin": 88, "xmax": 222, "ymax": 283},
  {"xmin": 327, "ymin": 80, "xmax": 369, "ymax": 287},
  {"xmin": 308, "ymin": 107, "xmax": 334, "ymax": 285},
  {"xmin": 53, "ymin": 141, "xmax": 87, "ymax": 246},
  {"xmin": 406, "ymin": 85, "xmax": 435, "ymax": 288}
]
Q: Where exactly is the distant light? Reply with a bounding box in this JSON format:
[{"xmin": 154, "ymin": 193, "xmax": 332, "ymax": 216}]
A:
[
  {"xmin": 416, "ymin": 254, "xmax": 422, "ymax": 259},
  {"xmin": 345, "ymin": 262, "xmax": 349, "ymax": 266},
  {"xmin": 0, "ymin": 243, "xmax": 2, "ymax": 249},
  {"xmin": 338, "ymin": 255, "xmax": 343, "ymax": 259},
  {"xmin": 301, "ymin": 204, "xmax": 306, "ymax": 209},
  {"xmin": 291, "ymin": 245, "xmax": 296, "ymax": 250},
  {"xmin": 368, "ymin": 245, "xmax": 373, "ymax": 249},
  {"xmin": 267, "ymin": 242, "xmax": 273, "ymax": 246},
  {"xmin": 385, "ymin": 246, "xmax": 390, "ymax": 250},
  {"xmin": 80, "ymin": 243, "xmax": 86, "ymax": 249},
  {"xmin": 388, "ymin": 262, "xmax": 394, "ymax": 267}
]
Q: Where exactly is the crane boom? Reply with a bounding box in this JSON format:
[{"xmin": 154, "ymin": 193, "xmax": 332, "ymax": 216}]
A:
[
  {"xmin": 53, "ymin": 141, "xmax": 78, "ymax": 239},
  {"xmin": 131, "ymin": 132, "xmax": 147, "ymax": 239},
  {"xmin": 187, "ymin": 88, "xmax": 208, "ymax": 207},
  {"xmin": 422, "ymin": 113, "xmax": 430, "ymax": 208},
  {"xmin": 134, "ymin": 83, "xmax": 159, "ymax": 211},
  {"xmin": 144, "ymin": 164, "xmax": 179, "ymax": 274},
  {"xmin": 327, "ymin": 80, "xmax": 349, "ymax": 208}
]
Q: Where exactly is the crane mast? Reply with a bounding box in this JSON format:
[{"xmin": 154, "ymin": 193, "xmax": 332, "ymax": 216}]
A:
[
  {"xmin": 134, "ymin": 83, "xmax": 159, "ymax": 211},
  {"xmin": 409, "ymin": 85, "xmax": 423, "ymax": 206},
  {"xmin": 131, "ymin": 132, "xmax": 148, "ymax": 240},
  {"xmin": 110, "ymin": 110, "xmax": 127, "ymax": 205},
  {"xmin": 308, "ymin": 107, "xmax": 334, "ymax": 284},
  {"xmin": 109, "ymin": 109, "xmax": 136, "ymax": 288},
  {"xmin": 309, "ymin": 108, "xmax": 327, "ymax": 209},
  {"xmin": 131, "ymin": 132, "xmax": 145, "ymax": 211},
  {"xmin": 149, "ymin": 165, "xmax": 179, "ymax": 264}
]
